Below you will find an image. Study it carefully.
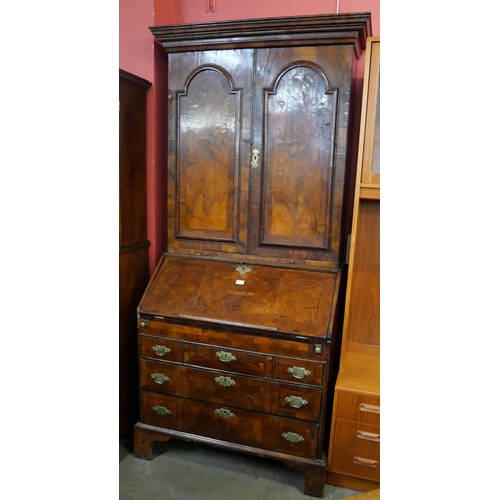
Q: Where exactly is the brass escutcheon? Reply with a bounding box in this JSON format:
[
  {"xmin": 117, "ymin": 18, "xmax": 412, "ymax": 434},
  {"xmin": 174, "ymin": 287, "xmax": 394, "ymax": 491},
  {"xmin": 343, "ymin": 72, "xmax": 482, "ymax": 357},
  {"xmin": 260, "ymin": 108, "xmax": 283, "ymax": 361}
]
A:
[
  {"xmin": 236, "ymin": 265, "xmax": 251, "ymax": 276},
  {"xmin": 251, "ymin": 149, "xmax": 259, "ymax": 168},
  {"xmin": 282, "ymin": 431, "xmax": 304, "ymax": 443},
  {"xmin": 150, "ymin": 373, "xmax": 169, "ymax": 384},
  {"xmin": 285, "ymin": 395, "xmax": 308, "ymax": 408},
  {"xmin": 215, "ymin": 351, "xmax": 236, "ymax": 362},
  {"xmin": 152, "ymin": 405, "xmax": 171, "ymax": 416},
  {"xmin": 287, "ymin": 366, "xmax": 311, "ymax": 380},
  {"xmin": 215, "ymin": 376, "xmax": 236, "ymax": 387},
  {"xmin": 152, "ymin": 345, "xmax": 171, "ymax": 356},
  {"xmin": 215, "ymin": 408, "xmax": 235, "ymax": 419}
]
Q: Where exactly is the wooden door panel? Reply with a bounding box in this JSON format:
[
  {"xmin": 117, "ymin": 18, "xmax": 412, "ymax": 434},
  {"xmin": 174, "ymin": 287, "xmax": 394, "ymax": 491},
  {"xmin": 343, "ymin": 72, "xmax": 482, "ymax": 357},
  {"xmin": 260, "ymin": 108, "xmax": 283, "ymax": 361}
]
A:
[
  {"xmin": 251, "ymin": 46, "xmax": 353, "ymax": 263},
  {"xmin": 167, "ymin": 50, "xmax": 254, "ymax": 255}
]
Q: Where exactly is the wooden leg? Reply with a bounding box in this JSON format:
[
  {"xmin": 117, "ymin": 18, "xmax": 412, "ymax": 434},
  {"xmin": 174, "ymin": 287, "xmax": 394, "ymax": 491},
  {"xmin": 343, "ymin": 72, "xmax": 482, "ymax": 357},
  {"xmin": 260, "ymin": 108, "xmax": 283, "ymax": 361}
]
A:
[
  {"xmin": 283, "ymin": 458, "xmax": 326, "ymax": 498},
  {"xmin": 133, "ymin": 423, "xmax": 171, "ymax": 460}
]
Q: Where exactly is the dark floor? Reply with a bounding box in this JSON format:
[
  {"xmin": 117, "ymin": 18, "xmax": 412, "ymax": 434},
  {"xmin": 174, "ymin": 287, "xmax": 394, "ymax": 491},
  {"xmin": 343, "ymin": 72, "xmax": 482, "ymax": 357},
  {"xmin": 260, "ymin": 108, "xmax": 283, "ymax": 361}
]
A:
[{"xmin": 119, "ymin": 430, "xmax": 363, "ymax": 500}]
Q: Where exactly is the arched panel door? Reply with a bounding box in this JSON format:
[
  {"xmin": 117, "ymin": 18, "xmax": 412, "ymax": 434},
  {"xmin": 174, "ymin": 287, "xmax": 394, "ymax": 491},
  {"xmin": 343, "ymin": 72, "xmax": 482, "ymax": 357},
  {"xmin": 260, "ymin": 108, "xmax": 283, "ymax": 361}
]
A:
[
  {"xmin": 250, "ymin": 46, "xmax": 354, "ymax": 265},
  {"xmin": 167, "ymin": 50, "xmax": 254, "ymax": 256}
]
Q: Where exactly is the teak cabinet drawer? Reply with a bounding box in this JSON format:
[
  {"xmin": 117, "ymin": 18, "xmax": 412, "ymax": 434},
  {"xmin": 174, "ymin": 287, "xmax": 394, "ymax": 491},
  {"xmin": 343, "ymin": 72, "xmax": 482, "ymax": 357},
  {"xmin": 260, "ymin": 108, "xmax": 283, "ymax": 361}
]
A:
[
  {"xmin": 140, "ymin": 359, "xmax": 322, "ymax": 421},
  {"xmin": 140, "ymin": 335, "xmax": 182, "ymax": 363},
  {"xmin": 334, "ymin": 419, "xmax": 380, "ymax": 453},
  {"xmin": 183, "ymin": 343, "xmax": 273, "ymax": 378},
  {"xmin": 141, "ymin": 390, "xmax": 319, "ymax": 459},
  {"xmin": 336, "ymin": 392, "xmax": 380, "ymax": 426},
  {"xmin": 331, "ymin": 445, "xmax": 380, "ymax": 481},
  {"xmin": 274, "ymin": 357, "xmax": 324, "ymax": 386}
]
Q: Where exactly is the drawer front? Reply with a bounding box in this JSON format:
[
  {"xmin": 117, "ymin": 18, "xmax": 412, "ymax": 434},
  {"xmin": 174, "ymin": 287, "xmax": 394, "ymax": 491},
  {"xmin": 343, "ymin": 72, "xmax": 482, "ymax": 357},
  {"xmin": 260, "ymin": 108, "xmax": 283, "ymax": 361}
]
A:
[
  {"xmin": 334, "ymin": 419, "xmax": 380, "ymax": 453},
  {"xmin": 183, "ymin": 343, "xmax": 272, "ymax": 378},
  {"xmin": 336, "ymin": 391, "xmax": 380, "ymax": 425},
  {"xmin": 141, "ymin": 391, "xmax": 319, "ymax": 459},
  {"xmin": 140, "ymin": 335, "xmax": 182, "ymax": 363},
  {"xmin": 274, "ymin": 357, "xmax": 324, "ymax": 386},
  {"xmin": 273, "ymin": 383, "xmax": 322, "ymax": 422},
  {"xmin": 331, "ymin": 445, "xmax": 380, "ymax": 481},
  {"xmin": 139, "ymin": 359, "xmax": 184, "ymax": 396},
  {"xmin": 174, "ymin": 365, "xmax": 322, "ymax": 421}
]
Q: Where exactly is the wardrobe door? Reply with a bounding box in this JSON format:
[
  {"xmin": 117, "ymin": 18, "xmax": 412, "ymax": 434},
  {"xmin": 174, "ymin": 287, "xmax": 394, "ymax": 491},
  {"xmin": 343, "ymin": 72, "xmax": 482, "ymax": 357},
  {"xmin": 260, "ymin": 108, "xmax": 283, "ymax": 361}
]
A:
[
  {"xmin": 249, "ymin": 46, "xmax": 353, "ymax": 265},
  {"xmin": 167, "ymin": 50, "xmax": 254, "ymax": 256}
]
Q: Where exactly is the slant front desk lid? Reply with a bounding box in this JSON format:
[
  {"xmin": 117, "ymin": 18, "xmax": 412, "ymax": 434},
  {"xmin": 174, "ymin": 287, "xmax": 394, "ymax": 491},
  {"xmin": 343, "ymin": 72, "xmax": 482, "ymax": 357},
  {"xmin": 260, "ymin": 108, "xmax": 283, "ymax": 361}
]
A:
[{"xmin": 138, "ymin": 256, "xmax": 340, "ymax": 340}]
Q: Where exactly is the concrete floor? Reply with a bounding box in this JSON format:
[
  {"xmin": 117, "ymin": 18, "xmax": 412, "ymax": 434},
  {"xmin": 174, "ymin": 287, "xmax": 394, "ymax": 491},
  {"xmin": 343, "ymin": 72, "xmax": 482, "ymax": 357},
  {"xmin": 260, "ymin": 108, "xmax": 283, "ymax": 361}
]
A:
[{"xmin": 119, "ymin": 430, "xmax": 363, "ymax": 500}]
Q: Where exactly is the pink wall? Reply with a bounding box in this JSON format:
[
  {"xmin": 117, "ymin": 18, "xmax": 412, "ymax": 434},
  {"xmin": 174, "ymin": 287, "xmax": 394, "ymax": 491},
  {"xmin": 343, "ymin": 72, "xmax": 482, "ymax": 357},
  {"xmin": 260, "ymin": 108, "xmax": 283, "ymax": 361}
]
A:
[
  {"xmin": 119, "ymin": 0, "xmax": 380, "ymax": 274},
  {"xmin": 154, "ymin": 0, "xmax": 379, "ymax": 33}
]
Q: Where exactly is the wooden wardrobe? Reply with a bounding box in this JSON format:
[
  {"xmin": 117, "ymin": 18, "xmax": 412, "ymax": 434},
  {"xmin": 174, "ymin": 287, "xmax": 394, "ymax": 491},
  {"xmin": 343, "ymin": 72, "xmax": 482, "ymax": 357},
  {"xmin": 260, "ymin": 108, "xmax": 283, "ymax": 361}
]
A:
[
  {"xmin": 326, "ymin": 37, "xmax": 381, "ymax": 491},
  {"xmin": 119, "ymin": 69, "xmax": 151, "ymax": 435},
  {"xmin": 133, "ymin": 15, "xmax": 372, "ymax": 498}
]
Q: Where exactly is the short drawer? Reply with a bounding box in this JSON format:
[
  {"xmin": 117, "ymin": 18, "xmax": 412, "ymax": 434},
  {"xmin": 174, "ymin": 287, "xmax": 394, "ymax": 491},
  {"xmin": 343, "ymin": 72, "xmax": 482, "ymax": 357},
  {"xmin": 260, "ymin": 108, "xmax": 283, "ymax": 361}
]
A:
[
  {"xmin": 274, "ymin": 357, "xmax": 324, "ymax": 386},
  {"xmin": 140, "ymin": 335, "xmax": 182, "ymax": 363},
  {"xmin": 140, "ymin": 391, "xmax": 319, "ymax": 459},
  {"xmin": 183, "ymin": 343, "xmax": 272, "ymax": 378},
  {"xmin": 139, "ymin": 359, "xmax": 184, "ymax": 396},
  {"xmin": 336, "ymin": 391, "xmax": 380, "ymax": 425},
  {"xmin": 331, "ymin": 445, "xmax": 380, "ymax": 481},
  {"xmin": 334, "ymin": 419, "xmax": 380, "ymax": 453}
]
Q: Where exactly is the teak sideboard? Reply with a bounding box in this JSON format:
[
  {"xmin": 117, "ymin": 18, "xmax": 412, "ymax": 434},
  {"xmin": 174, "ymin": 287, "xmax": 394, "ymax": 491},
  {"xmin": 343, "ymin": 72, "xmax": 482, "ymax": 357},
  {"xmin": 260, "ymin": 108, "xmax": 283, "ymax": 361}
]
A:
[
  {"xmin": 133, "ymin": 14, "xmax": 372, "ymax": 498},
  {"xmin": 326, "ymin": 36, "xmax": 380, "ymax": 492}
]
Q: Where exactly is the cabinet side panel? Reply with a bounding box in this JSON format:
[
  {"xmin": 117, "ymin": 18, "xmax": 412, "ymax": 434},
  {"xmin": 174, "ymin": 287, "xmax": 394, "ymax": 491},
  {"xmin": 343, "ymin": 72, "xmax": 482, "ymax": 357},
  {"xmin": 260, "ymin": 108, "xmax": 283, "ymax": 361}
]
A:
[{"xmin": 344, "ymin": 199, "xmax": 380, "ymax": 346}]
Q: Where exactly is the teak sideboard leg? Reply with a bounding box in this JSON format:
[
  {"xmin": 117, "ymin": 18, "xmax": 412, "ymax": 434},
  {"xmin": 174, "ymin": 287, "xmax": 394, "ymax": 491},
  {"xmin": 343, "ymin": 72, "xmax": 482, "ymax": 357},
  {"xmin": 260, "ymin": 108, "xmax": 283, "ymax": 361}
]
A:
[
  {"xmin": 133, "ymin": 424, "xmax": 171, "ymax": 460},
  {"xmin": 283, "ymin": 458, "xmax": 326, "ymax": 498}
]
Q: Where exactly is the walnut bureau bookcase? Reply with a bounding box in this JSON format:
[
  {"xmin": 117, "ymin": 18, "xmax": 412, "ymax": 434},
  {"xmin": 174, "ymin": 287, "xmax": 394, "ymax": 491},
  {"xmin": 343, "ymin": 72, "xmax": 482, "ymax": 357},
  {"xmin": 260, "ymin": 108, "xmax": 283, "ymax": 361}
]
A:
[
  {"xmin": 326, "ymin": 37, "xmax": 380, "ymax": 492},
  {"xmin": 133, "ymin": 14, "xmax": 372, "ymax": 498}
]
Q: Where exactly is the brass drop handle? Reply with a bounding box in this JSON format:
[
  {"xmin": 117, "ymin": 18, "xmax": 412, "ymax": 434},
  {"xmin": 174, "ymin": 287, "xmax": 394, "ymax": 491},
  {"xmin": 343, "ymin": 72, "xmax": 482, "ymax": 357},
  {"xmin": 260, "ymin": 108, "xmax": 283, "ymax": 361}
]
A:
[
  {"xmin": 251, "ymin": 148, "xmax": 259, "ymax": 168},
  {"xmin": 150, "ymin": 373, "xmax": 169, "ymax": 384},
  {"xmin": 285, "ymin": 396, "xmax": 308, "ymax": 408},
  {"xmin": 215, "ymin": 351, "xmax": 236, "ymax": 362},
  {"xmin": 353, "ymin": 457, "xmax": 378, "ymax": 468},
  {"xmin": 360, "ymin": 403, "xmax": 380, "ymax": 414},
  {"xmin": 215, "ymin": 408, "xmax": 235, "ymax": 419},
  {"xmin": 282, "ymin": 431, "xmax": 304, "ymax": 443},
  {"xmin": 287, "ymin": 366, "xmax": 311, "ymax": 380},
  {"xmin": 356, "ymin": 431, "xmax": 380, "ymax": 442},
  {"xmin": 152, "ymin": 405, "xmax": 171, "ymax": 416},
  {"xmin": 215, "ymin": 376, "xmax": 236, "ymax": 387},
  {"xmin": 151, "ymin": 345, "xmax": 171, "ymax": 356}
]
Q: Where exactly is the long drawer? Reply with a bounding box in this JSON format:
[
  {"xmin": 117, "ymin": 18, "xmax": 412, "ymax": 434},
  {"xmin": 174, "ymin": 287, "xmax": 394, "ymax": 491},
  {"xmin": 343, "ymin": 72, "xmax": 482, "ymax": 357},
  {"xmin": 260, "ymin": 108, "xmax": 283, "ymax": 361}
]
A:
[
  {"xmin": 333, "ymin": 419, "xmax": 380, "ymax": 453},
  {"xmin": 335, "ymin": 391, "xmax": 380, "ymax": 426},
  {"xmin": 140, "ymin": 358, "xmax": 322, "ymax": 421},
  {"xmin": 141, "ymin": 390, "xmax": 320, "ymax": 459},
  {"xmin": 330, "ymin": 445, "xmax": 380, "ymax": 481}
]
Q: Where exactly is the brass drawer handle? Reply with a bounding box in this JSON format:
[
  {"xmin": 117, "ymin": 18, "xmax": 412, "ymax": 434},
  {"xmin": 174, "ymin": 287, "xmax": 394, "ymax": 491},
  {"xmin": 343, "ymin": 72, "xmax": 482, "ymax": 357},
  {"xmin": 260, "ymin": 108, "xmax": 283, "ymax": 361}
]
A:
[
  {"xmin": 150, "ymin": 373, "xmax": 169, "ymax": 384},
  {"xmin": 360, "ymin": 403, "xmax": 380, "ymax": 414},
  {"xmin": 215, "ymin": 408, "xmax": 235, "ymax": 419},
  {"xmin": 353, "ymin": 457, "xmax": 378, "ymax": 468},
  {"xmin": 152, "ymin": 405, "xmax": 171, "ymax": 416},
  {"xmin": 287, "ymin": 366, "xmax": 311, "ymax": 379},
  {"xmin": 151, "ymin": 345, "xmax": 171, "ymax": 356},
  {"xmin": 282, "ymin": 431, "xmax": 304, "ymax": 443},
  {"xmin": 215, "ymin": 351, "xmax": 236, "ymax": 362},
  {"xmin": 215, "ymin": 376, "xmax": 236, "ymax": 387},
  {"xmin": 285, "ymin": 396, "xmax": 308, "ymax": 408},
  {"xmin": 356, "ymin": 431, "xmax": 380, "ymax": 442}
]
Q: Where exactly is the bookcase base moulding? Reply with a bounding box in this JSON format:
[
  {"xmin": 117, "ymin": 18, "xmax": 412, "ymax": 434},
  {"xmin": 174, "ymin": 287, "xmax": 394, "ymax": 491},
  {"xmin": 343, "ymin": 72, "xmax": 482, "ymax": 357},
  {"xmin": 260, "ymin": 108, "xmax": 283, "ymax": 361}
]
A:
[{"xmin": 133, "ymin": 14, "xmax": 372, "ymax": 498}]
